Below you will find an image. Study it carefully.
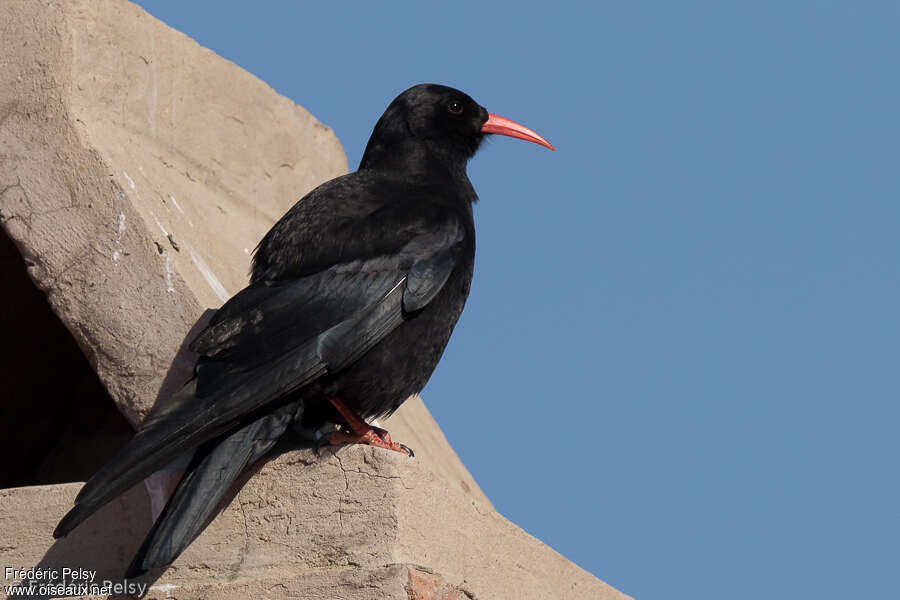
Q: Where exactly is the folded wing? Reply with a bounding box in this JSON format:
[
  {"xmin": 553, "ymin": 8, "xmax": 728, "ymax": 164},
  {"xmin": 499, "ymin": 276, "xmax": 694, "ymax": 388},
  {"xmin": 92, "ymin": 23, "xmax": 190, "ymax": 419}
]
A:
[{"xmin": 54, "ymin": 213, "xmax": 466, "ymax": 538}]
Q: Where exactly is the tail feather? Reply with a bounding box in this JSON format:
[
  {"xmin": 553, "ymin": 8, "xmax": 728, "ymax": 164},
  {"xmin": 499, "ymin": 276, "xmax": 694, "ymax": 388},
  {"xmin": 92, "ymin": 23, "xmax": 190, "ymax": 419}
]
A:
[
  {"xmin": 55, "ymin": 338, "xmax": 324, "ymax": 540},
  {"xmin": 126, "ymin": 402, "xmax": 298, "ymax": 578}
]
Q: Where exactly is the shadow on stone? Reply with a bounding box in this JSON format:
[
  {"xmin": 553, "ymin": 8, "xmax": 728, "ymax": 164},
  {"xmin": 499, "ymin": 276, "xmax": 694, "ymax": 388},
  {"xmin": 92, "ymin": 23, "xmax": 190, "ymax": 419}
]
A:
[
  {"xmin": 0, "ymin": 229, "xmax": 133, "ymax": 488},
  {"xmin": 10, "ymin": 309, "xmax": 227, "ymax": 597},
  {"xmin": 144, "ymin": 308, "xmax": 215, "ymax": 421}
]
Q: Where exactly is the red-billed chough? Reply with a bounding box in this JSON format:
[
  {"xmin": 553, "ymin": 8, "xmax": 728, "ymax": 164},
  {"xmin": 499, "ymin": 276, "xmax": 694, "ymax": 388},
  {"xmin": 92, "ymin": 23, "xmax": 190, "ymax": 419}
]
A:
[{"xmin": 53, "ymin": 83, "xmax": 553, "ymax": 577}]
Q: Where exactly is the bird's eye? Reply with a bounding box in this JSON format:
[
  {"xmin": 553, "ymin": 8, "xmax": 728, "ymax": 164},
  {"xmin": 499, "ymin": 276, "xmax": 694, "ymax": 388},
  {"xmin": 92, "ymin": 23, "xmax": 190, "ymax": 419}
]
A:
[{"xmin": 447, "ymin": 100, "xmax": 464, "ymax": 115}]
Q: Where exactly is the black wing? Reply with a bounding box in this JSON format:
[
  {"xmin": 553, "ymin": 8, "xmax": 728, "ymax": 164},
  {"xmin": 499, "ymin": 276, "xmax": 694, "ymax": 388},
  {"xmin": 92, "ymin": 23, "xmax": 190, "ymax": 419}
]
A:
[{"xmin": 55, "ymin": 189, "xmax": 467, "ymax": 538}]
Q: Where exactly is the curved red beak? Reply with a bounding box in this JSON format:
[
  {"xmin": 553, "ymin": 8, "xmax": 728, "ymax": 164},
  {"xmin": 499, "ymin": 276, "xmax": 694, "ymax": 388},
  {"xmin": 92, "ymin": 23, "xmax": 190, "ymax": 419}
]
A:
[{"xmin": 481, "ymin": 113, "xmax": 555, "ymax": 151}]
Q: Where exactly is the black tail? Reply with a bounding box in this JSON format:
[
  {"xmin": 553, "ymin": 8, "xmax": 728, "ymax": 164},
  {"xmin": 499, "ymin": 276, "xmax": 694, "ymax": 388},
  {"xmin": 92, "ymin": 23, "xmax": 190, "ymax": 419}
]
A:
[{"xmin": 125, "ymin": 402, "xmax": 299, "ymax": 578}]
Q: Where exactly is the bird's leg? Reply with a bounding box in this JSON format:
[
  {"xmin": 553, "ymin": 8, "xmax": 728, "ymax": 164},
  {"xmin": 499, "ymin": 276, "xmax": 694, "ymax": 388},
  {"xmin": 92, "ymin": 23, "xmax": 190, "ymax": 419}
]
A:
[{"xmin": 326, "ymin": 397, "xmax": 413, "ymax": 457}]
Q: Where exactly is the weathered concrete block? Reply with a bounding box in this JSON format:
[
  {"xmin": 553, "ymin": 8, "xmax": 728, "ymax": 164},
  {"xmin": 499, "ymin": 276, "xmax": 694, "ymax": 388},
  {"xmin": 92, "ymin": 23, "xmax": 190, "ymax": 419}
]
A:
[
  {"xmin": 0, "ymin": 447, "xmax": 630, "ymax": 600},
  {"xmin": 0, "ymin": 0, "xmax": 346, "ymax": 427}
]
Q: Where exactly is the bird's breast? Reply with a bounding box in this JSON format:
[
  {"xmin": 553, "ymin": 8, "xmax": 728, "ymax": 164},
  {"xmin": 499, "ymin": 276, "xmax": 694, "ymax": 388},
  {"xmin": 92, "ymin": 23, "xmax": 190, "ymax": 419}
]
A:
[{"xmin": 322, "ymin": 250, "xmax": 474, "ymax": 420}]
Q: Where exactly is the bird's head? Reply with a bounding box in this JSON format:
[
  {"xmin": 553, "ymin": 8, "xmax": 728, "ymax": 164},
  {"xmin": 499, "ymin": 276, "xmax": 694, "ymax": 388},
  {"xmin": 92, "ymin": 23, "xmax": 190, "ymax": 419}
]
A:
[{"xmin": 360, "ymin": 84, "xmax": 553, "ymax": 174}]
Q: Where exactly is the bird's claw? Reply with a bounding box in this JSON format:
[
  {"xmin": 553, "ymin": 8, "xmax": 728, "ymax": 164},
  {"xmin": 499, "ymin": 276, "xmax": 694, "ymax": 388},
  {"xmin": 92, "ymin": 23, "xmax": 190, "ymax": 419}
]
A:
[
  {"xmin": 325, "ymin": 397, "xmax": 413, "ymax": 457},
  {"xmin": 327, "ymin": 427, "xmax": 414, "ymax": 457}
]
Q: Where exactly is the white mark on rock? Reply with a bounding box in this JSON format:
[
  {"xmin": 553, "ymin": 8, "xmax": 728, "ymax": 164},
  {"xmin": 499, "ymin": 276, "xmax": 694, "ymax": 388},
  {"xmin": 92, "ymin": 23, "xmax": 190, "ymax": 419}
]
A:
[
  {"xmin": 113, "ymin": 212, "xmax": 126, "ymax": 261},
  {"xmin": 164, "ymin": 255, "xmax": 175, "ymax": 293},
  {"xmin": 169, "ymin": 194, "xmax": 194, "ymax": 227},
  {"xmin": 187, "ymin": 243, "xmax": 230, "ymax": 302},
  {"xmin": 243, "ymin": 247, "xmax": 250, "ymax": 255},
  {"xmin": 122, "ymin": 171, "xmax": 136, "ymax": 190},
  {"xmin": 149, "ymin": 584, "xmax": 178, "ymax": 600},
  {"xmin": 150, "ymin": 210, "xmax": 169, "ymax": 237}
]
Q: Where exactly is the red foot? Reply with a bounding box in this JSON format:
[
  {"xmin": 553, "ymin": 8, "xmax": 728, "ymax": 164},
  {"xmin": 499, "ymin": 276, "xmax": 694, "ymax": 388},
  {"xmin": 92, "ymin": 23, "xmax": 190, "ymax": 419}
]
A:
[{"xmin": 326, "ymin": 398, "xmax": 413, "ymax": 457}]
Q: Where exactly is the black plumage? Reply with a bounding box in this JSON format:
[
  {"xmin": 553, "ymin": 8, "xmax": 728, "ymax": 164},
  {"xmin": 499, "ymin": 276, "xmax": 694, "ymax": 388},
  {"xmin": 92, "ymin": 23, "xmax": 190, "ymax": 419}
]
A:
[{"xmin": 53, "ymin": 84, "xmax": 552, "ymax": 577}]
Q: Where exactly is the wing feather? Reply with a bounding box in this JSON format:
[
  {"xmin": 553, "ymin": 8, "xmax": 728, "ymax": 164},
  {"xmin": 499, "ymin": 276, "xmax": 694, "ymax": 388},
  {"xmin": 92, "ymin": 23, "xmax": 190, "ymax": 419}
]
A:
[{"xmin": 55, "ymin": 215, "xmax": 466, "ymax": 538}]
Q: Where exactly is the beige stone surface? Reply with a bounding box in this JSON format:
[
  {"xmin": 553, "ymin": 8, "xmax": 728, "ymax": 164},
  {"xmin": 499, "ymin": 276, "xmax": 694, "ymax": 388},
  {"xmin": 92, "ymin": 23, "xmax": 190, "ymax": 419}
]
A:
[
  {"xmin": 0, "ymin": 447, "xmax": 630, "ymax": 600},
  {"xmin": 0, "ymin": 0, "xmax": 346, "ymax": 426},
  {"xmin": 381, "ymin": 396, "xmax": 492, "ymax": 508}
]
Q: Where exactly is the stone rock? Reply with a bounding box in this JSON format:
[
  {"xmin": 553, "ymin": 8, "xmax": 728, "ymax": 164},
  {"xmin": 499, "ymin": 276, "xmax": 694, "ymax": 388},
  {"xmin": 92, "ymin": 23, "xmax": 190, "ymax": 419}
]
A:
[
  {"xmin": 0, "ymin": 446, "xmax": 630, "ymax": 600},
  {"xmin": 0, "ymin": 0, "xmax": 346, "ymax": 427}
]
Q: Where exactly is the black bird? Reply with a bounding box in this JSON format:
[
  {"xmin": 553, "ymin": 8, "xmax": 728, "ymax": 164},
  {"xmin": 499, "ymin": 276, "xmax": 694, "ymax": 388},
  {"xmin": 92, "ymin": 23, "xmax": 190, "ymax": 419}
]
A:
[{"xmin": 53, "ymin": 83, "xmax": 553, "ymax": 577}]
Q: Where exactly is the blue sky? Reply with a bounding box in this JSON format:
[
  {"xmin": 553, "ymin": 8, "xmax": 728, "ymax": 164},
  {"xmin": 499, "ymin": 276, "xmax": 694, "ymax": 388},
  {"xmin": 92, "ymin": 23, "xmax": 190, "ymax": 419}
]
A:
[{"xmin": 136, "ymin": 3, "xmax": 899, "ymax": 598}]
